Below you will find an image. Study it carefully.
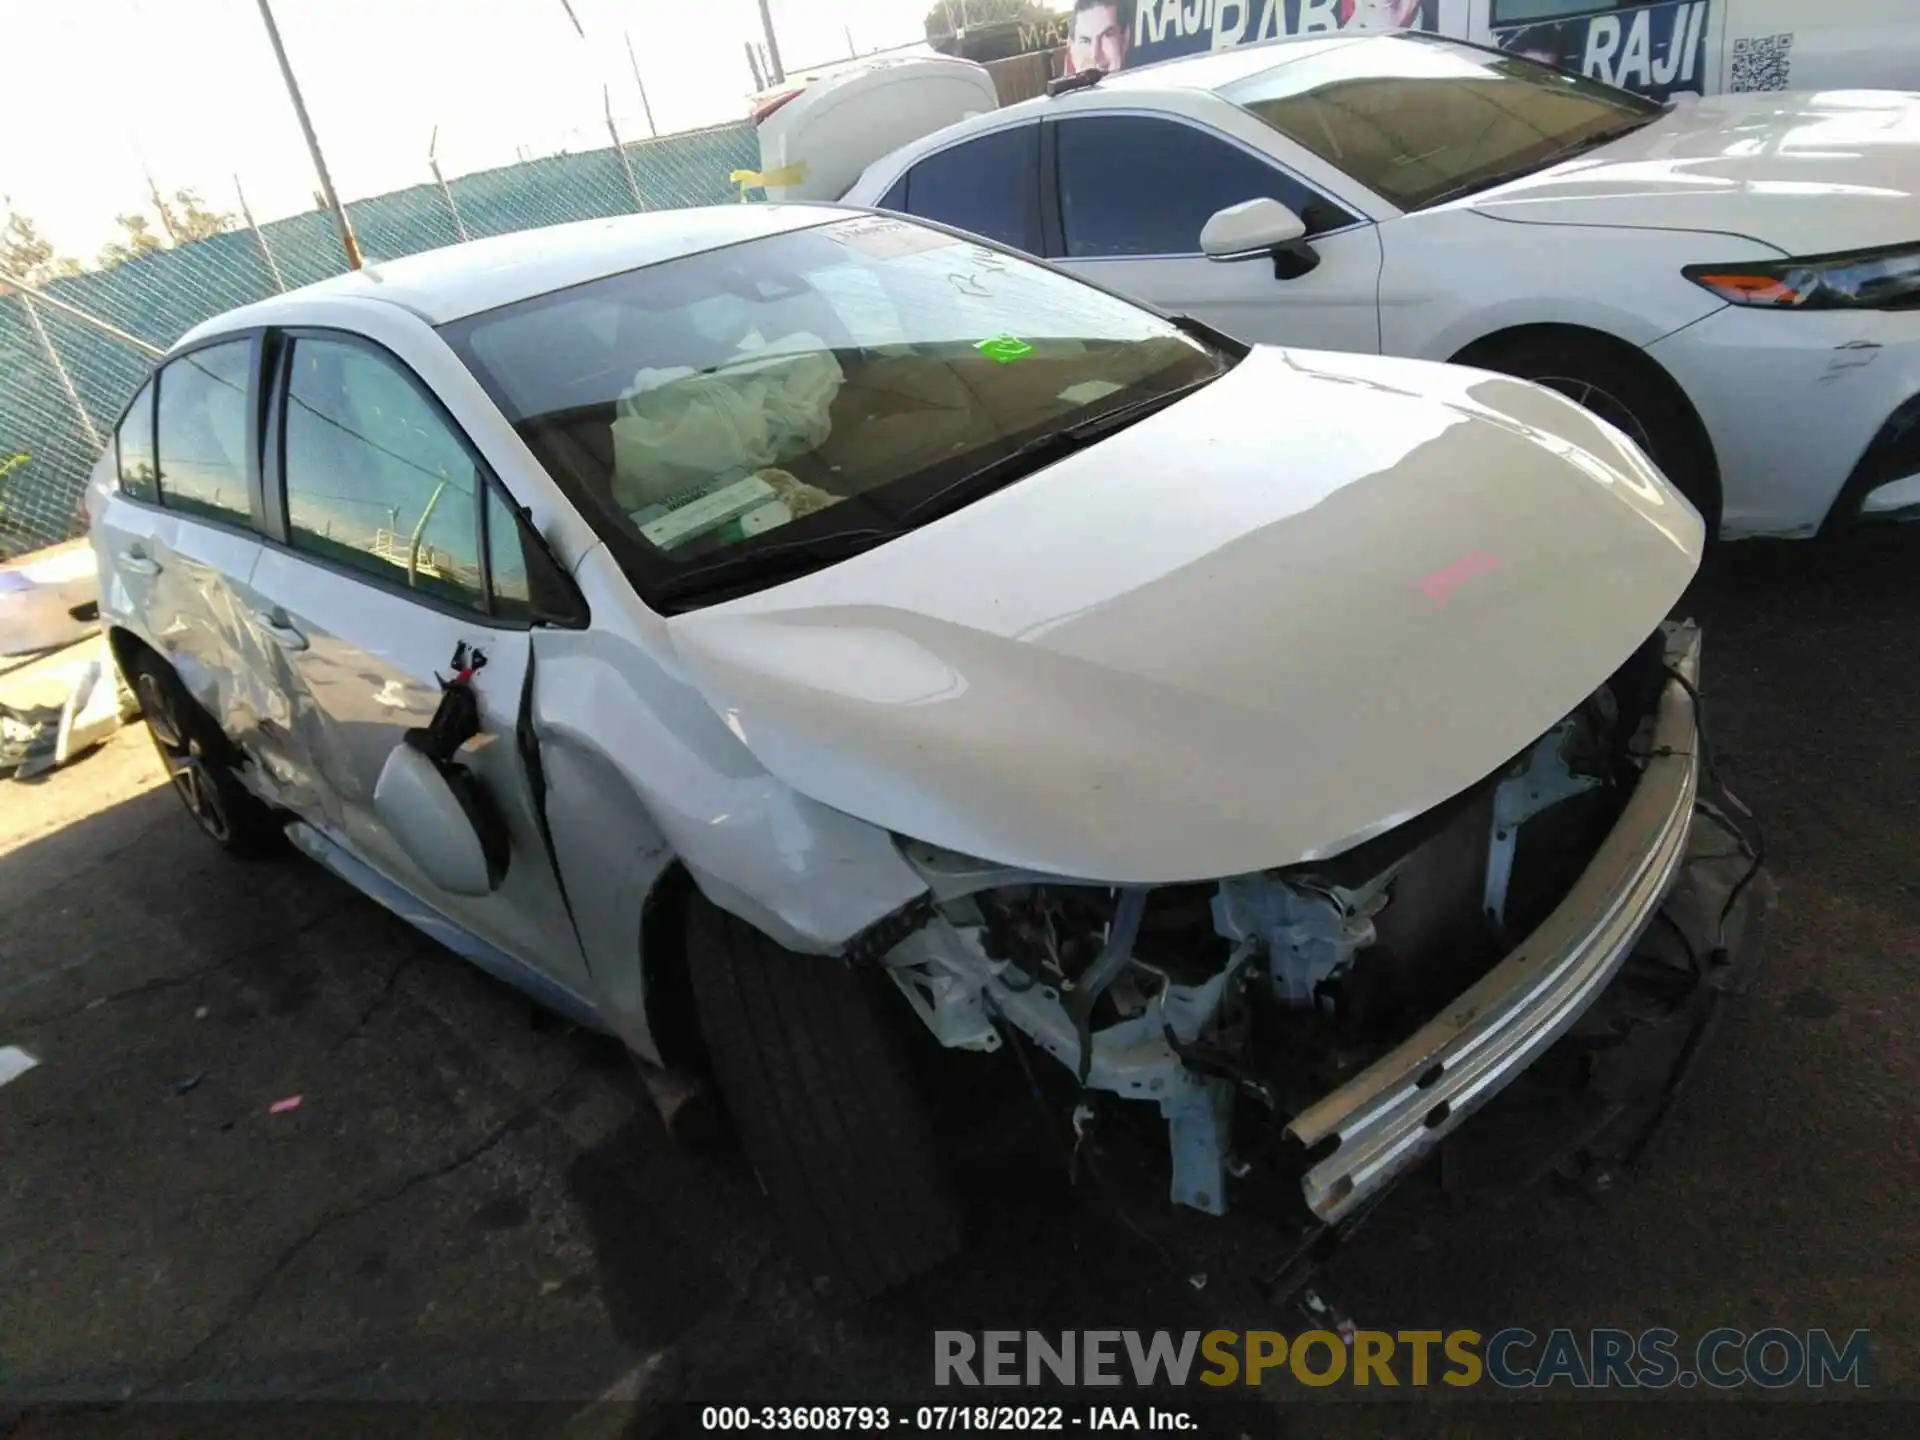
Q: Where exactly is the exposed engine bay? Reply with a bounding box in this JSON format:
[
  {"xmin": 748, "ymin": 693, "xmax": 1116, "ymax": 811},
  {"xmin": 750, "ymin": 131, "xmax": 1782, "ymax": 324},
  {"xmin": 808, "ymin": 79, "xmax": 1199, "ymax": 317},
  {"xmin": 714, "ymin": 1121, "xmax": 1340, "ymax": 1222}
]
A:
[{"xmin": 882, "ymin": 624, "xmax": 1694, "ymax": 1224}]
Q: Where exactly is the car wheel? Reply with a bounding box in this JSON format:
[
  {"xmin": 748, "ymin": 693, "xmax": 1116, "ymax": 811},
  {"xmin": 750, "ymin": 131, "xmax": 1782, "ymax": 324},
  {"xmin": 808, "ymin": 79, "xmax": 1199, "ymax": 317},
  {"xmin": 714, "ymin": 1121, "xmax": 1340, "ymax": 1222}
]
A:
[
  {"xmin": 127, "ymin": 651, "xmax": 284, "ymax": 858},
  {"xmin": 1470, "ymin": 334, "xmax": 1719, "ymax": 534},
  {"xmin": 685, "ymin": 894, "xmax": 963, "ymax": 1297}
]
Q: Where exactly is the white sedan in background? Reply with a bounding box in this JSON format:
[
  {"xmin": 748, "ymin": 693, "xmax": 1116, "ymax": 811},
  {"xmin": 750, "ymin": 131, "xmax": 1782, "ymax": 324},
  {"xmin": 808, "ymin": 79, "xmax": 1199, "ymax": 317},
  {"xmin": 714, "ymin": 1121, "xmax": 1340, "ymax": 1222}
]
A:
[{"xmin": 843, "ymin": 32, "xmax": 1920, "ymax": 539}]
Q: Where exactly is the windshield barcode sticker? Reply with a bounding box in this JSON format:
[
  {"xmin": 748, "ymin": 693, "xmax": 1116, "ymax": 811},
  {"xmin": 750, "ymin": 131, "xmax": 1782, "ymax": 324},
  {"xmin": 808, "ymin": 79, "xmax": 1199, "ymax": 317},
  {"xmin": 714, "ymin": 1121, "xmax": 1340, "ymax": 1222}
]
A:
[
  {"xmin": 823, "ymin": 215, "xmax": 959, "ymax": 260},
  {"xmin": 641, "ymin": 475, "xmax": 779, "ymax": 550}
]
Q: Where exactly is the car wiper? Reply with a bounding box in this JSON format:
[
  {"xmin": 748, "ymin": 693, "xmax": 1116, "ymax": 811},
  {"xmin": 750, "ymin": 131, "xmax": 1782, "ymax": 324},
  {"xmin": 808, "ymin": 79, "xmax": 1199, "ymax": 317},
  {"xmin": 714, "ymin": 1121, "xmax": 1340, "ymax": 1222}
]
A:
[
  {"xmin": 649, "ymin": 526, "xmax": 896, "ymax": 606},
  {"xmin": 900, "ymin": 375, "xmax": 1221, "ymax": 526}
]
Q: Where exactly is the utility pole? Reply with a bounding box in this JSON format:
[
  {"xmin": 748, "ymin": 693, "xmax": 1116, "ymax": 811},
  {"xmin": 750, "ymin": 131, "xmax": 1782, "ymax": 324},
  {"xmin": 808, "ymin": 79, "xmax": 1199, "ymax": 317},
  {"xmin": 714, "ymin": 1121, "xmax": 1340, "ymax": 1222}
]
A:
[
  {"xmin": 253, "ymin": 0, "xmax": 362, "ymax": 270},
  {"xmin": 756, "ymin": 0, "xmax": 785, "ymax": 83}
]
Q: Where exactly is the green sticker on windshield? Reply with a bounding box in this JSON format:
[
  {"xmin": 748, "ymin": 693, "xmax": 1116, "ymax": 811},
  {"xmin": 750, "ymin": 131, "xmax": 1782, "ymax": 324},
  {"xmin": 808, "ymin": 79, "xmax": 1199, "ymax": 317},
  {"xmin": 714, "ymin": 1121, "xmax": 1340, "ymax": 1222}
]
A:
[{"xmin": 975, "ymin": 334, "xmax": 1034, "ymax": 365}]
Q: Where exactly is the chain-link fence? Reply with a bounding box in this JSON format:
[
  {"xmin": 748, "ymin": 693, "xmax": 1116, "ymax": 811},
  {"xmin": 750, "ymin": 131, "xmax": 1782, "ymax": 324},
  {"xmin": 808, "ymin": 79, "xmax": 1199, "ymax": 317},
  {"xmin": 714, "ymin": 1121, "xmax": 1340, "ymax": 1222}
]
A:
[{"xmin": 1, "ymin": 119, "xmax": 759, "ymax": 562}]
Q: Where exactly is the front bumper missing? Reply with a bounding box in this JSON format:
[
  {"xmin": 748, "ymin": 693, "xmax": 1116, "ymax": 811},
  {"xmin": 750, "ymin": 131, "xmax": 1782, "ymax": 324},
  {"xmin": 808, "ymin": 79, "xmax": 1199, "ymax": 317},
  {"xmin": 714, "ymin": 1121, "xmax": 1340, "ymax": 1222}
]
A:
[{"xmin": 1286, "ymin": 624, "xmax": 1704, "ymax": 1224}]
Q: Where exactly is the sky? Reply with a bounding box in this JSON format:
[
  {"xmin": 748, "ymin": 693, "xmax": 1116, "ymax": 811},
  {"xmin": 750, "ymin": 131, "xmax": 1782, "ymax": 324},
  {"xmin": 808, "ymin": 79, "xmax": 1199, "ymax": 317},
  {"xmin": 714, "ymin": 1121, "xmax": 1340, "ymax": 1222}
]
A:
[{"xmin": 2, "ymin": 0, "xmax": 995, "ymax": 257}]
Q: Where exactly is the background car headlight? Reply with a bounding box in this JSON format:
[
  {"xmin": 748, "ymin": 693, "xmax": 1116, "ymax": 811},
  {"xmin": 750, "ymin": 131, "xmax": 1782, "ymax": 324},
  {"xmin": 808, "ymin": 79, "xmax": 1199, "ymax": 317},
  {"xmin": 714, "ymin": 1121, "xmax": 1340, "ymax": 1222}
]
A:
[{"xmin": 1684, "ymin": 245, "xmax": 1920, "ymax": 310}]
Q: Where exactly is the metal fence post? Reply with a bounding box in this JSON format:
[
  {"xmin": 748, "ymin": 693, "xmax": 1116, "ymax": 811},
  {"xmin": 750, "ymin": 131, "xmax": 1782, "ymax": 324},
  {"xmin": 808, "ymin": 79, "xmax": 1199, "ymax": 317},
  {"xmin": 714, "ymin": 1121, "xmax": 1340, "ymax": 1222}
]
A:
[
  {"xmin": 605, "ymin": 87, "xmax": 646, "ymax": 211},
  {"xmin": 15, "ymin": 292, "xmax": 102, "ymax": 452},
  {"xmin": 234, "ymin": 175, "xmax": 287, "ymax": 291},
  {"xmin": 428, "ymin": 128, "xmax": 471, "ymax": 242},
  {"xmin": 625, "ymin": 31, "xmax": 659, "ymax": 138}
]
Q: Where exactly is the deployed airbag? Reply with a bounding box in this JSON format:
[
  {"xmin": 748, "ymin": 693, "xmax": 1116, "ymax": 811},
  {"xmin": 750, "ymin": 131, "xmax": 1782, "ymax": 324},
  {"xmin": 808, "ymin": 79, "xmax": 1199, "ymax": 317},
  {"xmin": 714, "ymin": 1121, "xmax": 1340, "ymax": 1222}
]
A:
[{"xmin": 610, "ymin": 334, "xmax": 846, "ymax": 513}]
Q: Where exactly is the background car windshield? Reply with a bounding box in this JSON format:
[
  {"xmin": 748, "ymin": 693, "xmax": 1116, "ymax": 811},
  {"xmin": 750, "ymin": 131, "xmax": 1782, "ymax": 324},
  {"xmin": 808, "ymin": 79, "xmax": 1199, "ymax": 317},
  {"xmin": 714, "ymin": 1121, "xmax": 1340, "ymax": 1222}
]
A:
[
  {"xmin": 442, "ymin": 216, "xmax": 1224, "ymax": 585},
  {"xmin": 1221, "ymin": 35, "xmax": 1660, "ymax": 212}
]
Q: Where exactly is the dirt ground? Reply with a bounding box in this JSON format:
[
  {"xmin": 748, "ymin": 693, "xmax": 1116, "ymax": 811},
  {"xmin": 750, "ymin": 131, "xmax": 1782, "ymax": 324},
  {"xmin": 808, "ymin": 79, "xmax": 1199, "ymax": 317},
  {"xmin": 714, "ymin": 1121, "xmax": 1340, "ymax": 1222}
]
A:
[{"xmin": 1, "ymin": 531, "xmax": 1915, "ymax": 1436}]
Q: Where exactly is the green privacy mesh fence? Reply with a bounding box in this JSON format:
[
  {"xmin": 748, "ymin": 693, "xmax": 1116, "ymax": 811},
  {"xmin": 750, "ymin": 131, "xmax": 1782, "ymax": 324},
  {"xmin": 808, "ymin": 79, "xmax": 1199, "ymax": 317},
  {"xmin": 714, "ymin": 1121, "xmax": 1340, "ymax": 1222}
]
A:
[{"xmin": 0, "ymin": 121, "xmax": 759, "ymax": 562}]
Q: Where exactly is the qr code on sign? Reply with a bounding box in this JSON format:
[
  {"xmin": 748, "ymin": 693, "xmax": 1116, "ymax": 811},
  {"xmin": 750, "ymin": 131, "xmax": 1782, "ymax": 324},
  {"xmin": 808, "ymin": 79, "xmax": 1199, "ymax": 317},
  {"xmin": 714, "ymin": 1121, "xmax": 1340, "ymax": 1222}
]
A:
[{"xmin": 1731, "ymin": 33, "xmax": 1795, "ymax": 92}]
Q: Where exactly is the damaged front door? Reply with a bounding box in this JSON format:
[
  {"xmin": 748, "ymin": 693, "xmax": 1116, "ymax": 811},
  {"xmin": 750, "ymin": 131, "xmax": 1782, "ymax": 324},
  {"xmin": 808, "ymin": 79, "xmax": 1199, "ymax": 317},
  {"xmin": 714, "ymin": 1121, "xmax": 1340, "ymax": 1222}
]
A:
[{"xmin": 247, "ymin": 329, "xmax": 593, "ymax": 1007}]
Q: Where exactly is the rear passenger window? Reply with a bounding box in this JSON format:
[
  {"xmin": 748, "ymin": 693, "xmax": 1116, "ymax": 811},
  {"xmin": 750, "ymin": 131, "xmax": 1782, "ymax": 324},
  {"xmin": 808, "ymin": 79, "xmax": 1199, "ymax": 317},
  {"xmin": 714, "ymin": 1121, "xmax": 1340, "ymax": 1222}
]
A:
[
  {"xmin": 901, "ymin": 125, "xmax": 1043, "ymax": 253},
  {"xmin": 281, "ymin": 336, "xmax": 486, "ymax": 613},
  {"xmin": 116, "ymin": 379, "xmax": 157, "ymax": 502},
  {"xmin": 155, "ymin": 341, "xmax": 254, "ymax": 525}
]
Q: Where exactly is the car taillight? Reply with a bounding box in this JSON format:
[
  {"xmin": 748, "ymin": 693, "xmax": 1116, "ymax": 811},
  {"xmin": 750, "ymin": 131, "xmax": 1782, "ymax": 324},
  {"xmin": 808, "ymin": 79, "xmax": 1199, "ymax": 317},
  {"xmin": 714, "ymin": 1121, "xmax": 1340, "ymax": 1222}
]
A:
[{"xmin": 750, "ymin": 89, "xmax": 804, "ymax": 125}]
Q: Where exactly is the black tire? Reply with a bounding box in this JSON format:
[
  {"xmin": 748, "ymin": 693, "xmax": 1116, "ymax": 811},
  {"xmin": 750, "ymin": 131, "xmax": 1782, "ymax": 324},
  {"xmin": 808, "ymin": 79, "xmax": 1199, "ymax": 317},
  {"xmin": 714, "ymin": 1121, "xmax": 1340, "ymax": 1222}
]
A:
[
  {"xmin": 685, "ymin": 895, "xmax": 963, "ymax": 1297},
  {"xmin": 126, "ymin": 650, "xmax": 285, "ymax": 858},
  {"xmin": 1468, "ymin": 332, "xmax": 1719, "ymax": 533}
]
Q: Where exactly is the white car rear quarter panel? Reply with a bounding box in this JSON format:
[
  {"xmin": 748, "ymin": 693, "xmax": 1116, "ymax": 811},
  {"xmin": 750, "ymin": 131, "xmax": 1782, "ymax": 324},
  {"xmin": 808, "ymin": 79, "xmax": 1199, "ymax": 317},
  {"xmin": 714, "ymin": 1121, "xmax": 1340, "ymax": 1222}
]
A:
[{"xmin": 90, "ymin": 469, "xmax": 273, "ymax": 754}]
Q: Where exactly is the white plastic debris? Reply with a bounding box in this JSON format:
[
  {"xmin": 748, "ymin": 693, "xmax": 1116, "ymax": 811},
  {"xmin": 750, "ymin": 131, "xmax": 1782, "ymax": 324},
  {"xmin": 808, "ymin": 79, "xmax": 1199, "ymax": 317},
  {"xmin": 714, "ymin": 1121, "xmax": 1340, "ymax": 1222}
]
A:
[
  {"xmin": 0, "ymin": 1046, "xmax": 41, "ymax": 1088},
  {"xmin": 1, "ymin": 634, "xmax": 131, "ymax": 780}
]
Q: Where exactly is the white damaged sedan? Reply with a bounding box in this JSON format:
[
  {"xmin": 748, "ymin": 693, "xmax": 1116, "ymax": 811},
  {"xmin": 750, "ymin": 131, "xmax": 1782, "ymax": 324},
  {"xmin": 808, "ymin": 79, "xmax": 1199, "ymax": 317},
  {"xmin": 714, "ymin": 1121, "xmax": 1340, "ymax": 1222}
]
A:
[{"xmin": 89, "ymin": 204, "xmax": 1766, "ymax": 1295}]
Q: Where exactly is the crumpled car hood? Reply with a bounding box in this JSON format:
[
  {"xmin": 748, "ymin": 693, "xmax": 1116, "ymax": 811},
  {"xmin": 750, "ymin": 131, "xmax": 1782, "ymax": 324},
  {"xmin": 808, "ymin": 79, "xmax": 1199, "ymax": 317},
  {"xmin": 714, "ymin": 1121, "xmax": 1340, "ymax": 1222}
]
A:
[
  {"xmin": 1469, "ymin": 90, "xmax": 1920, "ymax": 256},
  {"xmin": 665, "ymin": 346, "xmax": 1702, "ymax": 884}
]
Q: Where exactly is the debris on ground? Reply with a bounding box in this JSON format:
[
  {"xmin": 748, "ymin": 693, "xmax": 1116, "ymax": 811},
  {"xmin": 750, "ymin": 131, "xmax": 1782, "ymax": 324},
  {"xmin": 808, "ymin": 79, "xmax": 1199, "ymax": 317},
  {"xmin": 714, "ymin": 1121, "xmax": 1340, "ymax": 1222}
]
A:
[
  {"xmin": 1, "ymin": 541, "xmax": 131, "ymax": 783},
  {"xmin": 1, "ymin": 636, "xmax": 135, "ymax": 782},
  {"xmin": 0, "ymin": 1045, "xmax": 41, "ymax": 1088}
]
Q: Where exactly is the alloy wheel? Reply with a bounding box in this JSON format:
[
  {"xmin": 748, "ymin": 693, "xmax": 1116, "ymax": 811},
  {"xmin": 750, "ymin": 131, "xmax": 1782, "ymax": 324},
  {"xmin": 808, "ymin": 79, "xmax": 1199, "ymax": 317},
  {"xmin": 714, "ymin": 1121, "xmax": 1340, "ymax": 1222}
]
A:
[{"xmin": 137, "ymin": 672, "xmax": 233, "ymax": 843}]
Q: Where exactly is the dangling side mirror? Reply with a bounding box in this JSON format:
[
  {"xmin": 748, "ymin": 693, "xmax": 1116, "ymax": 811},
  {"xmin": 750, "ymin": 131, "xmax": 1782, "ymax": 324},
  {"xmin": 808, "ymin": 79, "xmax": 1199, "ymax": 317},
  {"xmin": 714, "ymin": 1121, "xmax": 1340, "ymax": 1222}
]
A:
[{"xmin": 374, "ymin": 740, "xmax": 510, "ymax": 898}]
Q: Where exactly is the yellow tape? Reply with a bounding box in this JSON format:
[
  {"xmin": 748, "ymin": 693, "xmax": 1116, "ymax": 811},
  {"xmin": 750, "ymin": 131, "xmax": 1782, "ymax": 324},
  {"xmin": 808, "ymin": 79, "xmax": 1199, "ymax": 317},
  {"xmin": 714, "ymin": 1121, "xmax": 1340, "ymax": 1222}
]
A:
[{"xmin": 729, "ymin": 162, "xmax": 809, "ymax": 200}]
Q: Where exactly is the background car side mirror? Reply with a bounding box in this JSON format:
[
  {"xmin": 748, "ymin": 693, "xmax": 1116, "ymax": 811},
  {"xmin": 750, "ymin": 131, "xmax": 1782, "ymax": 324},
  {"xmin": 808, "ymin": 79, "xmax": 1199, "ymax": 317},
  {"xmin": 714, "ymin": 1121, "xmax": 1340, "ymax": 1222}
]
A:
[{"xmin": 1201, "ymin": 198, "xmax": 1320, "ymax": 281}]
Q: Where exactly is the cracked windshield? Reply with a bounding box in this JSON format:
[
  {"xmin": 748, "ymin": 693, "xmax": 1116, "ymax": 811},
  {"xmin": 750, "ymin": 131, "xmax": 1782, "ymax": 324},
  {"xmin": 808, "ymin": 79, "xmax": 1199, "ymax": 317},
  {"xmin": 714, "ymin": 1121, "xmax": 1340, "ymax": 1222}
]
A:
[{"xmin": 442, "ymin": 215, "xmax": 1227, "ymax": 580}]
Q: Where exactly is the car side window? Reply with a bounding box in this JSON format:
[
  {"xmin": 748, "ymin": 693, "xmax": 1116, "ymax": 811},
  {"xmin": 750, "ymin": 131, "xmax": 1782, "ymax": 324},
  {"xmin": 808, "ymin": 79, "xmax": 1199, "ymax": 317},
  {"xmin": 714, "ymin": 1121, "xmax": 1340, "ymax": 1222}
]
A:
[
  {"xmin": 1055, "ymin": 115, "xmax": 1356, "ymax": 260},
  {"xmin": 900, "ymin": 125, "xmax": 1043, "ymax": 253},
  {"xmin": 485, "ymin": 485, "xmax": 533, "ymax": 624},
  {"xmin": 115, "ymin": 379, "xmax": 158, "ymax": 502},
  {"xmin": 155, "ymin": 341, "xmax": 254, "ymax": 525},
  {"xmin": 877, "ymin": 174, "xmax": 908, "ymax": 211},
  {"xmin": 281, "ymin": 336, "xmax": 487, "ymax": 614}
]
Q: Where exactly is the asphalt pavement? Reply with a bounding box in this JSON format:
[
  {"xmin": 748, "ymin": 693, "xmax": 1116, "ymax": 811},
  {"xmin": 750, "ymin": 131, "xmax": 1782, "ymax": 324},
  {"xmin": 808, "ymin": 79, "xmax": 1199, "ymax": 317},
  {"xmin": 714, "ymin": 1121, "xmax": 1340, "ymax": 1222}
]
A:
[{"xmin": 1, "ymin": 528, "xmax": 1915, "ymax": 1436}]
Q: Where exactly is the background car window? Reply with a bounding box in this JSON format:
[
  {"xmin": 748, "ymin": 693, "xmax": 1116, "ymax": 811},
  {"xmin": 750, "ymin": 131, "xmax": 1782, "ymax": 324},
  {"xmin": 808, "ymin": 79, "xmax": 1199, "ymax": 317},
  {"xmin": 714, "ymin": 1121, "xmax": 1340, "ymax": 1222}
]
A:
[
  {"xmin": 115, "ymin": 379, "xmax": 157, "ymax": 502},
  {"xmin": 1222, "ymin": 35, "xmax": 1660, "ymax": 212},
  {"xmin": 901, "ymin": 125, "xmax": 1043, "ymax": 253},
  {"xmin": 877, "ymin": 175, "xmax": 908, "ymax": 211},
  {"xmin": 155, "ymin": 341, "xmax": 253, "ymax": 525},
  {"xmin": 1493, "ymin": 0, "xmax": 1618, "ymax": 22},
  {"xmin": 1055, "ymin": 115, "xmax": 1353, "ymax": 259},
  {"xmin": 485, "ymin": 485, "xmax": 533, "ymax": 623},
  {"xmin": 282, "ymin": 337, "xmax": 485, "ymax": 612}
]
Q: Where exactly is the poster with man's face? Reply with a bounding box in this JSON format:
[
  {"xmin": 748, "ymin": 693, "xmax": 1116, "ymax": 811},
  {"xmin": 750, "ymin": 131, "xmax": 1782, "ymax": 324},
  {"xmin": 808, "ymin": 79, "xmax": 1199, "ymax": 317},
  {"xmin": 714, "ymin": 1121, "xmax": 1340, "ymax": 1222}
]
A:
[
  {"xmin": 1494, "ymin": 1, "xmax": 1710, "ymax": 103},
  {"xmin": 1066, "ymin": 0, "xmax": 1438, "ymax": 76}
]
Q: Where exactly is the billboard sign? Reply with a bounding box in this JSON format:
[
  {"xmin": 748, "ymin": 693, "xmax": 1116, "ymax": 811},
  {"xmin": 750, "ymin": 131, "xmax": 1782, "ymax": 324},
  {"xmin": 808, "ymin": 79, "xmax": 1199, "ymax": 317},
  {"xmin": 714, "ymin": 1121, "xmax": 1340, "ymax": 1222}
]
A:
[
  {"xmin": 1060, "ymin": 1, "xmax": 1714, "ymax": 104},
  {"xmin": 1064, "ymin": 1, "xmax": 1442, "ymax": 75},
  {"xmin": 1492, "ymin": 2, "xmax": 1710, "ymax": 103}
]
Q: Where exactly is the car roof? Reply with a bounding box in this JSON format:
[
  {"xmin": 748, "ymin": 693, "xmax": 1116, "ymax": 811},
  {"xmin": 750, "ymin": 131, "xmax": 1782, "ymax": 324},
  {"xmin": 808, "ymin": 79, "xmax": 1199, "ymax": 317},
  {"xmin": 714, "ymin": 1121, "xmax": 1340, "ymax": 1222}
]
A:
[
  {"xmin": 853, "ymin": 33, "xmax": 1379, "ymax": 187},
  {"xmin": 175, "ymin": 203, "xmax": 845, "ymax": 346},
  {"xmin": 1100, "ymin": 33, "xmax": 1367, "ymax": 93}
]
